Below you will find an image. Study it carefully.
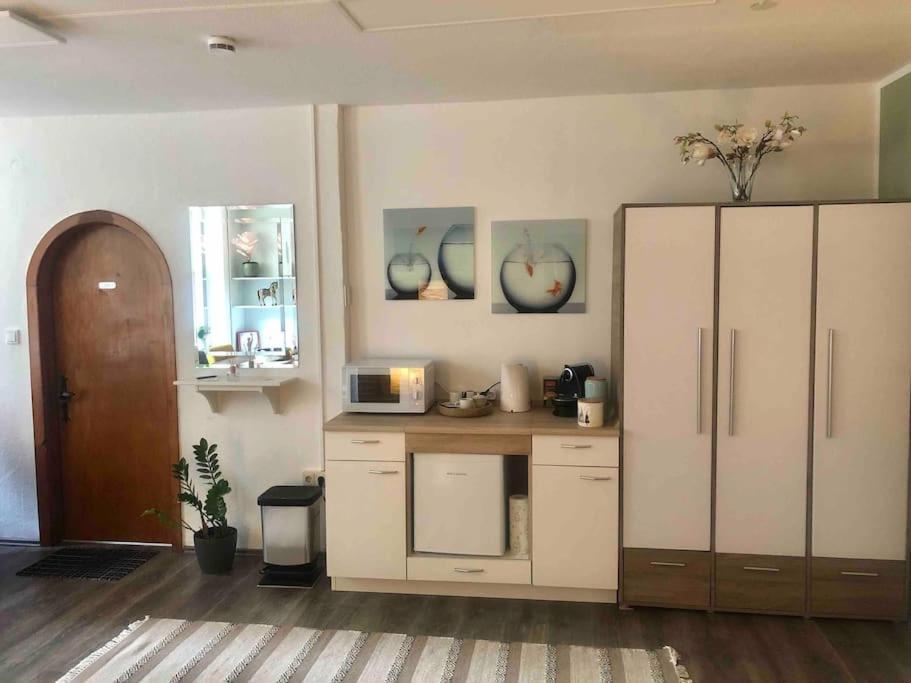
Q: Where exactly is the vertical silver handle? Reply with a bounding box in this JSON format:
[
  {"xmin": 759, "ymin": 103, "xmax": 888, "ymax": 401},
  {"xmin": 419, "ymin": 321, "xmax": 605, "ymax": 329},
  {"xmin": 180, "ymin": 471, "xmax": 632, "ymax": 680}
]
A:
[
  {"xmin": 826, "ymin": 328, "xmax": 834, "ymax": 439},
  {"xmin": 696, "ymin": 327, "xmax": 703, "ymax": 434},
  {"xmin": 728, "ymin": 329, "xmax": 736, "ymax": 436}
]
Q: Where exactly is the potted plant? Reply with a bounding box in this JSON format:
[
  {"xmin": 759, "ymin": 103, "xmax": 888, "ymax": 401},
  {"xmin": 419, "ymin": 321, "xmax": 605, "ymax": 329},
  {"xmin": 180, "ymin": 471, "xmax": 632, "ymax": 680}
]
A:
[
  {"xmin": 231, "ymin": 230, "xmax": 259, "ymax": 277},
  {"xmin": 143, "ymin": 438, "xmax": 237, "ymax": 574}
]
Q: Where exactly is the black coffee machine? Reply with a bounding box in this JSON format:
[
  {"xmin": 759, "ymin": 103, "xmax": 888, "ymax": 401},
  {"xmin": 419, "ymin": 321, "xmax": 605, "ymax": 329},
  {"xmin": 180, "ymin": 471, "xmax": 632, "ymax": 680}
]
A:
[{"xmin": 552, "ymin": 363, "xmax": 595, "ymax": 417}]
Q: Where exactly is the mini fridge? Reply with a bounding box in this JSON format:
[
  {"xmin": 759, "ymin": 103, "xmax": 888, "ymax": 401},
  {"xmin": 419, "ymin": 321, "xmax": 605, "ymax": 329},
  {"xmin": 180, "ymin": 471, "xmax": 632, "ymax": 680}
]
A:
[{"xmin": 413, "ymin": 453, "xmax": 506, "ymax": 556}]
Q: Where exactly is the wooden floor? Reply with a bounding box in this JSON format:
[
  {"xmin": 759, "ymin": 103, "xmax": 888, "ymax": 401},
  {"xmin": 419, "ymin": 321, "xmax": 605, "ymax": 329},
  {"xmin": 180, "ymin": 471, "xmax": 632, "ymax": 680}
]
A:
[{"xmin": 1, "ymin": 546, "xmax": 909, "ymax": 682}]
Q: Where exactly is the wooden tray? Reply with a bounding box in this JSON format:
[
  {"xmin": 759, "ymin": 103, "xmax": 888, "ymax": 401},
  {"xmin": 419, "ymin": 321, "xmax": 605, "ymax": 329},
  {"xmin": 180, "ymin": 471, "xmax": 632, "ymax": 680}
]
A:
[{"xmin": 437, "ymin": 401, "xmax": 494, "ymax": 418}]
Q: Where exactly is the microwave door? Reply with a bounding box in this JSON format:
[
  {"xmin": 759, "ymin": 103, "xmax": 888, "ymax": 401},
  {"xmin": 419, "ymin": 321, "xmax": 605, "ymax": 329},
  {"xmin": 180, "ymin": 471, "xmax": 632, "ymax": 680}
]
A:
[{"xmin": 350, "ymin": 368, "xmax": 403, "ymax": 404}]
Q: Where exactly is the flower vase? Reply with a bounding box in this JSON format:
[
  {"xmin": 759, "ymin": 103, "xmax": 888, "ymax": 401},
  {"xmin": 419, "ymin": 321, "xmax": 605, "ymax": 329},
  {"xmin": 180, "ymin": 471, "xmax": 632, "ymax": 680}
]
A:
[{"xmin": 729, "ymin": 170, "xmax": 756, "ymax": 202}]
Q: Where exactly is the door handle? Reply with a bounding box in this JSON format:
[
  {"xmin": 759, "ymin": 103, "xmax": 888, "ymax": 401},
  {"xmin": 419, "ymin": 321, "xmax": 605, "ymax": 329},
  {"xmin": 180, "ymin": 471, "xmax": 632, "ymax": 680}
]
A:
[
  {"xmin": 826, "ymin": 328, "xmax": 834, "ymax": 438},
  {"xmin": 561, "ymin": 444, "xmax": 592, "ymax": 449},
  {"xmin": 368, "ymin": 469, "xmax": 399, "ymax": 475},
  {"xmin": 696, "ymin": 327, "xmax": 703, "ymax": 434},
  {"xmin": 650, "ymin": 561, "xmax": 686, "ymax": 568},
  {"xmin": 58, "ymin": 375, "xmax": 77, "ymax": 423},
  {"xmin": 579, "ymin": 475, "xmax": 612, "ymax": 481},
  {"xmin": 454, "ymin": 568, "xmax": 484, "ymax": 573},
  {"xmin": 840, "ymin": 571, "xmax": 879, "ymax": 578},
  {"xmin": 743, "ymin": 566, "xmax": 780, "ymax": 573},
  {"xmin": 728, "ymin": 329, "xmax": 736, "ymax": 436},
  {"xmin": 351, "ymin": 439, "xmax": 381, "ymax": 444}
]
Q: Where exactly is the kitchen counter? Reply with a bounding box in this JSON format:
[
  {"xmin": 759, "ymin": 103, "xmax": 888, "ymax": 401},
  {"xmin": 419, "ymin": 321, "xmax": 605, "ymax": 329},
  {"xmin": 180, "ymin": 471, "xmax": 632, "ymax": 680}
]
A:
[{"xmin": 324, "ymin": 405, "xmax": 619, "ymax": 437}]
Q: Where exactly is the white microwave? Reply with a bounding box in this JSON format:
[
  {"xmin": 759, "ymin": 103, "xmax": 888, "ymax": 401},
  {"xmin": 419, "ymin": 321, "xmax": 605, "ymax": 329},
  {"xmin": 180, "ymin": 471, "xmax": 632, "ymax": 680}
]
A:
[{"xmin": 342, "ymin": 359, "xmax": 435, "ymax": 414}]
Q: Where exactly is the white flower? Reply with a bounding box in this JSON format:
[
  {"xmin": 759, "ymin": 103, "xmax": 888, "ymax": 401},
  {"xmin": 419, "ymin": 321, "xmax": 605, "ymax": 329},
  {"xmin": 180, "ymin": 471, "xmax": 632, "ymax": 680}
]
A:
[
  {"xmin": 773, "ymin": 126, "xmax": 786, "ymax": 141},
  {"xmin": 735, "ymin": 127, "xmax": 758, "ymax": 146},
  {"xmin": 717, "ymin": 129, "xmax": 732, "ymax": 144},
  {"xmin": 791, "ymin": 128, "xmax": 802, "ymax": 137},
  {"xmin": 691, "ymin": 142, "xmax": 713, "ymax": 161}
]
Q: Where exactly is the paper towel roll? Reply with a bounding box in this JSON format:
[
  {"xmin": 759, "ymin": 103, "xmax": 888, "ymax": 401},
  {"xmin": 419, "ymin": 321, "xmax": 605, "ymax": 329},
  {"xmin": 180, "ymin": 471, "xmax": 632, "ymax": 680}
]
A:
[{"xmin": 509, "ymin": 494, "xmax": 529, "ymax": 557}]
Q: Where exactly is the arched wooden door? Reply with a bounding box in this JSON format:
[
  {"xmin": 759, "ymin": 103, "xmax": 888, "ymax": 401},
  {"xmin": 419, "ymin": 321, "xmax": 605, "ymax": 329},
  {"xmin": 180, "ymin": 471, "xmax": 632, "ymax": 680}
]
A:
[{"xmin": 27, "ymin": 211, "xmax": 180, "ymax": 547}]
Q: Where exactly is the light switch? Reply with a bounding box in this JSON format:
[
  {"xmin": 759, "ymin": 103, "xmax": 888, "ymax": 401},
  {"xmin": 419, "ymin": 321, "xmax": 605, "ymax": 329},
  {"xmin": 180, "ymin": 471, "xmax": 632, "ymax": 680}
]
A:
[{"xmin": 5, "ymin": 328, "xmax": 20, "ymax": 345}]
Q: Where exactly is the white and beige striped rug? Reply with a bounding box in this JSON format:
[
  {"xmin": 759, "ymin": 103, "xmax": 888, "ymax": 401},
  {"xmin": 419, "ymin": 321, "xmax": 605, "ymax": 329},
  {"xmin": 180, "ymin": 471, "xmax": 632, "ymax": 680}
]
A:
[{"xmin": 58, "ymin": 617, "xmax": 691, "ymax": 682}]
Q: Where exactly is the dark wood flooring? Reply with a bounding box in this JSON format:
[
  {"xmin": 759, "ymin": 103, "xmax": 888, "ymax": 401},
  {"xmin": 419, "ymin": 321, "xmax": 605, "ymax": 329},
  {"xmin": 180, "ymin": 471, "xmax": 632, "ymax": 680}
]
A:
[{"xmin": 1, "ymin": 546, "xmax": 909, "ymax": 682}]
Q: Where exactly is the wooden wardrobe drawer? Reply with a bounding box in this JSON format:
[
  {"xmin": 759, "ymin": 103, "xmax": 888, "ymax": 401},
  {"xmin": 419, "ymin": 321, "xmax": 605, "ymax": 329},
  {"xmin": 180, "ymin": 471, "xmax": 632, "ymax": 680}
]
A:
[
  {"xmin": 622, "ymin": 549, "xmax": 711, "ymax": 609},
  {"xmin": 325, "ymin": 431, "xmax": 405, "ymax": 462},
  {"xmin": 407, "ymin": 555, "xmax": 531, "ymax": 585},
  {"xmin": 811, "ymin": 558, "xmax": 907, "ymax": 620},
  {"xmin": 715, "ymin": 553, "xmax": 805, "ymax": 614},
  {"xmin": 532, "ymin": 435, "xmax": 619, "ymax": 467}
]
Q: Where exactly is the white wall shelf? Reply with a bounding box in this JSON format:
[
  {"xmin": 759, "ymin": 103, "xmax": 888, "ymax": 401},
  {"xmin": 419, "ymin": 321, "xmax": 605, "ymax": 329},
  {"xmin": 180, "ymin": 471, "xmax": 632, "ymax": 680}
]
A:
[{"xmin": 174, "ymin": 377, "xmax": 295, "ymax": 414}]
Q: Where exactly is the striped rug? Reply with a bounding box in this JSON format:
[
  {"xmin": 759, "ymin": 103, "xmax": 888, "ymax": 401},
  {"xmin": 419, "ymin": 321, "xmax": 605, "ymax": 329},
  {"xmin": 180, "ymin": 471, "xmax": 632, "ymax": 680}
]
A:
[{"xmin": 58, "ymin": 617, "xmax": 691, "ymax": 682}]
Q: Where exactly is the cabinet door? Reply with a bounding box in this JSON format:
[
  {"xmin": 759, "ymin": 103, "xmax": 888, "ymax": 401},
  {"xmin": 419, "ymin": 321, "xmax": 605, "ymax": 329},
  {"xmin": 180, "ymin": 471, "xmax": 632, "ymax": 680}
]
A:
[
  {"xmin": 325, "ymin": 460, "xmax": 406, "ymax": 580},
  {"xmin": 716, "ymin": 206, "xmax": 813, "ymax": 556},
  {"xmin": 813, "ymin": 203, "xmax": 911, "ymax": 561},
  {"xmin": 623, "ymin": 206, "xmax": 715, "ymax": 550},
  {"xmin": 532, "ymin": 465, "xmax": 618, "ymax": 590}
]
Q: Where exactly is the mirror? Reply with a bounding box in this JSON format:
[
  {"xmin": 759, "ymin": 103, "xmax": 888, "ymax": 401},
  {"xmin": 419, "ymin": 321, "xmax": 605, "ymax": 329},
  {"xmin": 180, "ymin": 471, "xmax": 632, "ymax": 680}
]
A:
[{"xmin": 189, "ymin": 204, "xmax": 298, "ymax": 369}]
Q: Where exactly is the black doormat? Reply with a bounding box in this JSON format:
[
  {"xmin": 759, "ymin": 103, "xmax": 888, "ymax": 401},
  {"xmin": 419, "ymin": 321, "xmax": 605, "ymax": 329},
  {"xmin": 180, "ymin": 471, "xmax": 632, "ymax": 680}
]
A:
[{"xmin": 16, "ymin": 546, "xmax": 158, "ymax": 582}]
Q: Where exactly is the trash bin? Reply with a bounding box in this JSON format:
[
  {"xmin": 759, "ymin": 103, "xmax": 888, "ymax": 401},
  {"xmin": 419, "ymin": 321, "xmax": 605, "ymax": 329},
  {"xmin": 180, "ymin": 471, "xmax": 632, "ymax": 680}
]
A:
[{"xmin": 257, "ymin": 485, "xmax": 323, "ymax": 588}]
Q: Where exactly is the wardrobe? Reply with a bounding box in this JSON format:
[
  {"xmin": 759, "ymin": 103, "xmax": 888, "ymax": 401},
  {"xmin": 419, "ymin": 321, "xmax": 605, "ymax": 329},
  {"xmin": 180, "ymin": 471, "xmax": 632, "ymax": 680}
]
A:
[{"xmin": 612, "ymin": 201, "xmax": 911, "ymax": 620}]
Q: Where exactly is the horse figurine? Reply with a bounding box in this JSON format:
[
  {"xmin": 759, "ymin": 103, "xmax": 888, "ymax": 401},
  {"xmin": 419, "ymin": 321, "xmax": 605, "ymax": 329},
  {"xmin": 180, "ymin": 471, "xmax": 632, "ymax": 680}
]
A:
[{"xmin": 257, "ymin": 281, "xmax": 280, "ymax": 306}]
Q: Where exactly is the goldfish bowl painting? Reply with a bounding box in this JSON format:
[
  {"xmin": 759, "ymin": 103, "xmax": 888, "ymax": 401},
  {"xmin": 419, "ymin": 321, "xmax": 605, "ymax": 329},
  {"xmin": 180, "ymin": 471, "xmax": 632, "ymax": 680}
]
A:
[
  {"xmin": 500, "ymin": 241, "xmax": 576, "ymax": 313},
  {"xmin": 438, "ymin": 223, "xmax": 475, "ymax": 299},
  {"xmin": 387, "ymin": 252, "xmax": 432, "ymax": 299}
]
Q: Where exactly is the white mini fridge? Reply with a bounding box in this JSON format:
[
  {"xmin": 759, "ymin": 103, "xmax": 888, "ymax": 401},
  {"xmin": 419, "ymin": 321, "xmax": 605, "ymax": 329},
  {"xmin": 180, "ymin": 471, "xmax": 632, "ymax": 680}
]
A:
[{"xmin": 413, "ymin": 453, "xmax": 506, "ymax": 556}]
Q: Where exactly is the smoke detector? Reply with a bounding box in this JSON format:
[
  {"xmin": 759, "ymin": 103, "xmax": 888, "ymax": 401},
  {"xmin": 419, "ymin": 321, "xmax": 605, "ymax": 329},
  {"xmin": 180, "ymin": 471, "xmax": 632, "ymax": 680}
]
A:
[{"xmin": 207, "ymin": 36, "xmax": 236, "ymax": 54}]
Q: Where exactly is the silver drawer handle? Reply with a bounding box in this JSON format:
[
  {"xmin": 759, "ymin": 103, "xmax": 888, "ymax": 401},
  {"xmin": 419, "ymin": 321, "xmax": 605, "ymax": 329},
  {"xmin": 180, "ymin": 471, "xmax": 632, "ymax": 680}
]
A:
[
  {"xmin": 368, "ymin": 469, "xmax": 399, "ymax": 475},
  {"xmin": 454, "ymin": 568, "xmax": 485, "ymax": 574},
  {"xmin": 826, "ymin": 328, "xmax": 834, "ymax": 438},
  {"xmin": 840, "ymin": 571, "xmax": 879, "ymax": 578},
  {"xmin": 561, "ymin": 444, "xmax": 593, "ymax": 449},
  {"xmin": 743, "ymin": 566, "xmax": 780, "ymax": 573},
  {"xmin": 728, "ymin": 328, "xmax": 736, "ymax": 436},
  {"xmin": 650, "ymin": 561, "xmax": 686, "ymax": 568},
  {"xmin": 446, "ymin": 472, "xmax": 468, "ymax": 476},
  {"xmin": 579, "ymin": 475, "xmax": 612, "ymax": 481},
  {"xmin": 696, "ymin": 327, "xmax": 703, "ymax": 434},
  {"xmin": 351, "ymin": 439, "xmax": 381, "ymax": 444}
]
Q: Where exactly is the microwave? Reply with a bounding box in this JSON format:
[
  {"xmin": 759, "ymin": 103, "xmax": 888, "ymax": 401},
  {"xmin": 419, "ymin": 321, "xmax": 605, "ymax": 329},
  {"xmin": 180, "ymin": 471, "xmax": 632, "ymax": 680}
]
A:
[{"xmin": 342, "ymin": 359, "xmax": 435, "ymax": 414}]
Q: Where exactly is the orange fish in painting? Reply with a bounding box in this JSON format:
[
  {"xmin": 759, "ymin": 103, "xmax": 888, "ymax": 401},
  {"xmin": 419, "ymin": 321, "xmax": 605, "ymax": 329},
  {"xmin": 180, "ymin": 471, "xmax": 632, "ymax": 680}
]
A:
[
  {"xmin": 525, "ymin": 262, "xmax": 535, "ymax": 277},
  {"xmin": 416, "ymin": 225, "xmax": 427, "ymax": 235},
  {"xmin": 546, "ymin": 280, "xmax": 563, "ymax": 297}
]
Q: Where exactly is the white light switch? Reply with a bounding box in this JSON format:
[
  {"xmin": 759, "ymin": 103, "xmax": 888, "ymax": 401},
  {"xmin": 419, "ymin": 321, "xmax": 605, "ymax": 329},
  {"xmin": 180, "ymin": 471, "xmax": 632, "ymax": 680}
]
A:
[{"xmin": 5, "ymin": 328, "xmax": 20, "ymax": 345}]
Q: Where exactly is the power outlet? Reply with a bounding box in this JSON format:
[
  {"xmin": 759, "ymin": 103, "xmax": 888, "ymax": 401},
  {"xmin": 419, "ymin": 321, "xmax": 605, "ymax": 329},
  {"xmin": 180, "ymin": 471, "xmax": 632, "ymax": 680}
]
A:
[{"xmin": 303, "ymin": 470, "xmax": 324, "ymax": 486}]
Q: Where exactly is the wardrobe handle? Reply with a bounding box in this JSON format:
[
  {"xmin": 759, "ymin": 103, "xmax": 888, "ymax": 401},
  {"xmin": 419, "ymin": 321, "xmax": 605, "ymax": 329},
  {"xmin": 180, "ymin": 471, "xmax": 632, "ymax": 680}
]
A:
[
  {"xmin": 840, "ymin": 571, "xmax": 879, "ymax": 578},
  {"xmin": 368, "ymin": 469, "xmax": 399, "ymax": 475},
  {"xmin": 454, "ymin": 568, "xmax": 485, "ymax": 574},
  {"xmin": 696, "ymin": 327, "xmax": 703, "ymax": 434},
  {"xmin": 743, "ymin": 566, "xmax": 780, "ymax": 573},
  {"xmin": 579, "ymin": 475, "xmax": 612, "ymax": 481},
  {"xmin": 351, "ymin": 439, "xmax": 381, "ymax": 445},
  {"xmin": 561, "ymin": 444, "xmax": 592, "ymax": 449},
  {"xmin": 826, "ymin": 328, "xmax": 834, "ymax": 439},
  {"xmin": 728, "ymin": 329, "xmax": 736, "ymax": 436},
  {"xmin": 650, "ymin": 561, "xmax": 686, "ymax": 568}
]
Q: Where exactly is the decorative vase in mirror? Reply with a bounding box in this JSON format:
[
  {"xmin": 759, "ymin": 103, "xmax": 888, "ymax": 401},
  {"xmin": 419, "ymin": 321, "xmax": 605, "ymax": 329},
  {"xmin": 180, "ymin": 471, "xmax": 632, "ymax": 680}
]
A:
[{"xmin": 674, "ymin": 112, "xmax": 807, "ymax": 202}]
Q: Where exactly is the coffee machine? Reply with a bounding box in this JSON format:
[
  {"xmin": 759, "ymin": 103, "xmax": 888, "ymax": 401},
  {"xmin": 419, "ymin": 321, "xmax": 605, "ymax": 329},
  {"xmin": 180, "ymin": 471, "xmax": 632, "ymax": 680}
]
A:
[{"xmin": 552, "ymin": 363, "xmax": 595, "ymax": 417}]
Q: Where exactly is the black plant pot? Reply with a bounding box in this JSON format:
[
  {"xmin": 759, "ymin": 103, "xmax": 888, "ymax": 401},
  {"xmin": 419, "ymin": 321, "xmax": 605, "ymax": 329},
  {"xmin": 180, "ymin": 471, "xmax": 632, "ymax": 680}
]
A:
[{"xmin": 193, "ymin": 526, "xmax": 237, "ymax": 574}]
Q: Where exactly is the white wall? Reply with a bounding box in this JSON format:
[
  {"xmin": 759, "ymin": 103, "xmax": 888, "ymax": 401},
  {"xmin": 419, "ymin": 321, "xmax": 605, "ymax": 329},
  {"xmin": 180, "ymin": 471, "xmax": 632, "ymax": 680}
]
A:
[
  {"xmin": 0, "ymin": 106, "xmax": 324, "ymax": 547},
  {"xmin": 345, "ymin": 84, "xmax": 876, "ymax": 397}
]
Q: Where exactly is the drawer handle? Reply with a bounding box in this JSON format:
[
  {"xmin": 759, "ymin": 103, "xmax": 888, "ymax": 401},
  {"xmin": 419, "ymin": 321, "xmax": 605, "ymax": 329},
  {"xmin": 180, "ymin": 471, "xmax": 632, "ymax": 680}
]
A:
[
  {"xmin": 650, "ymin": 561, "xmax": 686, "ymax": 568},
  {"xmin": 840, "ymin": 571, "xmax": 879, "ymax": 578},
  {"xmin": 368, "ymin": 469, "xmax": 399, "ymax": 475},
  {"xmin": 351, "ymin": 439, "xmax": 381, "ymax": 444},
  {"xmin": 743, "ymin": 566, "xmax": 780, "ymax": 573},
  {"xmin": 445, "ymin": 472, "xmax": 468, "ymax": 476},
  {"xmin": 454, "ymin": 568, "xmax": 485, "ymax": 574},
  {"xmin": 561, "ymin": 444, "xmax": 593, "ymax": 449},
  {"xmin": 579, "ymin": 475, "xmax": 612, "ymax": 481}
]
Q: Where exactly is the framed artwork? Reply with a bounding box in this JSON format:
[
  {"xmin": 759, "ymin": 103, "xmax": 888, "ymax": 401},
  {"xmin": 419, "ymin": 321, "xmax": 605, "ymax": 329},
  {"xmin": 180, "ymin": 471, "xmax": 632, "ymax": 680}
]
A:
[
  {"xmin": 383, "ymin": 207, "xmax": 475, "ymax": 300},
  {"xmin": 491, "ymin": 219, "xmax": 587, "ymax": 314},
  {"xmin": 235, "ymin": 330, "xmax": 260, "ymax": 354}
]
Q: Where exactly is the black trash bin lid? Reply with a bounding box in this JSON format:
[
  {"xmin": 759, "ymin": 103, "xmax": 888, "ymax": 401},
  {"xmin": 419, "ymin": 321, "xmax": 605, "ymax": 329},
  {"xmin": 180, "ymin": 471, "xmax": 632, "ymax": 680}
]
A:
[{"xmin": 257, "ymin": 485, "xmax": 322, "ymax": 507}]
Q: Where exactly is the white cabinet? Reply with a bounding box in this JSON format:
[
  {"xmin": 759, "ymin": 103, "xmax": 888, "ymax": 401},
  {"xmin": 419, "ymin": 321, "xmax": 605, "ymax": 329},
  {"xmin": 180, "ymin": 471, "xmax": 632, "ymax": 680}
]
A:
[
  {"xmin": 716, "ymin": 205, "xmax": 813, "ymax": 557},
  {"xmin": 622, "ymin": 206, "xmax": 715, "ymax": 551},
  {"xmin": 325, "ymin": 458, "xmax": 406, "ymax": 580},
  {"xmin": 532, "ymin": 464, "xmax": 619, "ymax": 590},
  {"xmin": 812, "ymin": 203, "xmax": 911, "ymax": 561}
]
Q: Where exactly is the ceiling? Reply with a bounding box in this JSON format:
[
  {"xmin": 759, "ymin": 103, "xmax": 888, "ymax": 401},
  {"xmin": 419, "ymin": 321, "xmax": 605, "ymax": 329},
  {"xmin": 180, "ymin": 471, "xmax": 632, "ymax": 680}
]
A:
[{"xmin": 0, "ymin": 0, "xmax": 909, "ymax": 116}]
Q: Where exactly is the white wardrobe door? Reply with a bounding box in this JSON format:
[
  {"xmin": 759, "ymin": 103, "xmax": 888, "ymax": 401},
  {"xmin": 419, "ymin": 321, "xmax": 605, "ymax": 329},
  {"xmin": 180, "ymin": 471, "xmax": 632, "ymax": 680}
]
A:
[
  {"xmin": 716, "ymin": 205, "xmax": 813, "ymax": 557},
  {"xmin": 813, "ymin": 203, "xmax": 911, "ymax": 561},
  {"xmin": 623, "ymin": 206, "xmax": 715, "ymax": 550}
]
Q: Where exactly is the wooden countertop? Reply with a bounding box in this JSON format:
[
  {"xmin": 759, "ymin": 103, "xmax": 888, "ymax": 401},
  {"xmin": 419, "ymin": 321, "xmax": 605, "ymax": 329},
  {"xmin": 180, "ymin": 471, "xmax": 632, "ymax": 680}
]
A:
[{"xmin": 324, "ymin": 406, "xmax": 619, "ymax": 437}]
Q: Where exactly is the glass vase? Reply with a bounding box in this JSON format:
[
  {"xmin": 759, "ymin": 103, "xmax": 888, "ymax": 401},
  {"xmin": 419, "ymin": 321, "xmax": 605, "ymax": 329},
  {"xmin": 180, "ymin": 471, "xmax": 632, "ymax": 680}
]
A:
[{"xmin": 729, "ymin": 172, "xmax": 756, "ymax": 202}]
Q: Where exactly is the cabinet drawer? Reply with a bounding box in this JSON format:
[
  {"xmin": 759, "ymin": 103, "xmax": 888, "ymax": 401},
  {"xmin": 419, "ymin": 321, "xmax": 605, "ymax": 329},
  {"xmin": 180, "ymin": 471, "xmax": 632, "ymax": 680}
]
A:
[
  {"xmin": 811, "ymin": 558, "xmax": 907, "ymax": 620},
  {"xmin": 532, "ymin": 435, "xmax": 619, "ymax": 467},
  {"xmin": 407, "ymin": 555, "xmax": 531, "ymax": 585},
  {"xmin": 326, "ymin": 431, "xmax": 405, "ymax": 462},
  {"xmin": 715, "ymin": 553, "xmax": 805, "ymax": 614},
  {"xmin": 622, "ymin": 549, "xmax": 710, "ymax": 609}
]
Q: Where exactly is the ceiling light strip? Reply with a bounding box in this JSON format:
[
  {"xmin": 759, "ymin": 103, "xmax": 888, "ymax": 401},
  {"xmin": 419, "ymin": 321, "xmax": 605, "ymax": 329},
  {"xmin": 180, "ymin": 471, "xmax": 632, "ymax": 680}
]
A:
[
  {"xmin": 43, "ymin": 0, "xmax": 331, "ymax": 21},
  {"xmin": 339, "ymin": 0, "xmax": 718, "ymax": 34}
]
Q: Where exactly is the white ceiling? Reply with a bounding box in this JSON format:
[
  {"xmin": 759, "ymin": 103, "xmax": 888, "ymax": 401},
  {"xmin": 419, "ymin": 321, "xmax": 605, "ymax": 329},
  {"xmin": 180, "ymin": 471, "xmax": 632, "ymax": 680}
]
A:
[{"xmin": 0, "ymin": 0, "xmax": 909, "ymax": 116}]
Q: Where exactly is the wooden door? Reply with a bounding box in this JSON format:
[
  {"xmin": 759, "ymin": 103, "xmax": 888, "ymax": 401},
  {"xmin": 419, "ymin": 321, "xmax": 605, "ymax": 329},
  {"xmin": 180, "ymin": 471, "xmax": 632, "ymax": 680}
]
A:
[
  {"xmin": 813, "ymin": 203, "xmax": 911, "ymax": 561},
  {"xmin": 325, "ymin": 460, "xmax": 406, "ymax": 580},
  {"xmin": 52, "ymin": 223, "xmax": 176, "ymax": 543},
  {"xmin": 532, "ymin": 464, "xmax": 618, "ymax": 589},
  {"xmin": 716, "ymin": 206, "xmax": 813, "ymax": 557},
  {"xmin": 622, "ymin": 206, "xmax": 715, "ymax": 551}
]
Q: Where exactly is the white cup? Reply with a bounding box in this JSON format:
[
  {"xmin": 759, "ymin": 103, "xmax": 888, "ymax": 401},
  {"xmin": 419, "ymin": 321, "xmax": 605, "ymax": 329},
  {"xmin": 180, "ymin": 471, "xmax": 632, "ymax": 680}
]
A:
[
  {"xmin": 449, "ymin": 391, "xmax": 460, "ymax": 405},
  {"xmin": 459, "ymin": 397, "xmax": 475, "ymax": 409},
  {"xmin": 577, "ymin": 398, "xmax": 604, "ymax": 428}
]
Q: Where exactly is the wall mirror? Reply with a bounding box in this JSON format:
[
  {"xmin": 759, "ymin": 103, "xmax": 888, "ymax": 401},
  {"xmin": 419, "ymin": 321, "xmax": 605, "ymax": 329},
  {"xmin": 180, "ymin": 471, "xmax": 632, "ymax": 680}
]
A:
[{"xmin": 189, "ymin": 204, "xmax": 298, "ymax": 369}]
